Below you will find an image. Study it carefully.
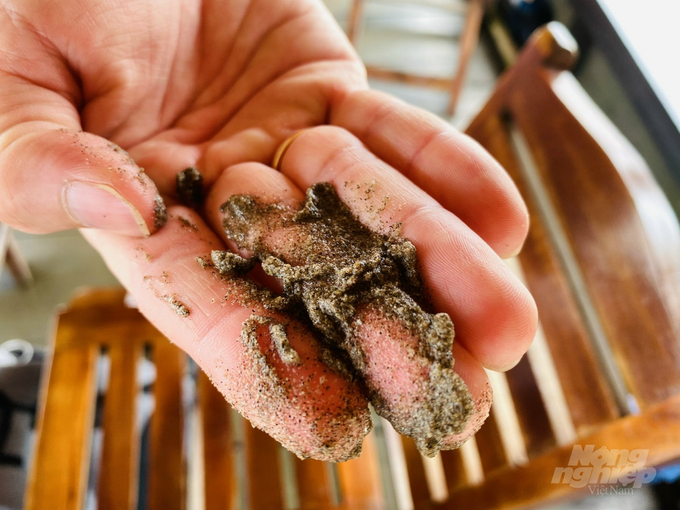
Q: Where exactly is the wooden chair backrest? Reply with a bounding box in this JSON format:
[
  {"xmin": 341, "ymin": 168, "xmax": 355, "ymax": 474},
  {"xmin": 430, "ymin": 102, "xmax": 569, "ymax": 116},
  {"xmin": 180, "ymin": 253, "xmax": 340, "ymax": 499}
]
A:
[
  {"xmin": 468, "ymin": 22, "xmax": 680, "ymax": 415},
  {"xmin": 25, "ymin": 23, "xmax": 680, "ymax": 510},
  {"xmin": 441, "ymin": 21, "xmax": 680, "ymax": 509},
  {"xmin": 24, "ymin": 288, "xmax": 390, "ymax": 510}
]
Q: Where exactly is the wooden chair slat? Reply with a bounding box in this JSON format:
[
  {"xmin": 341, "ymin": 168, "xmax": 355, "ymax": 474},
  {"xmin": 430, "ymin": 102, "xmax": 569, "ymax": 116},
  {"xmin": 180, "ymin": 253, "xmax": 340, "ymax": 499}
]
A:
[
  {"xmin": 98, "ymin": 340, "xmax": 143, "ymax": 510},
  {"xmin": 472, "ymin": 410, "xmax": 508, "ymax": 475},
  {"xmin": 524, "ymin": 327, "xmax": 577, "ymax": 447},
  {"xmin": 199, "ymin": 371, "xmax": 235, "ymax": 510},
  {"xmin": 467, "ymin": 112, "xmax": 620, "ymax": 433},
  {"xmin": 503, "ymin": 358, "xmax": 555, "ymax": 458},
  {"xmin": 244, "ymin": 423, "xmax": 284, "ymax": 509},
  {"xmin": 381, "ymin": 418, "xmax": 414, "ymax": 510},
  {"xmin": 447, "ymin": 0, "xmax": 485, "ymax": 114},
  {"xmin": 25, "ymin": 331, "xmax": 99, "ymax": 510},
  {"xmin": 503, "ymin": 258, "xmax": 577, "ymax": 446},
  {"xmin": 458, "ymin": 437, "xmax": 484, "ymax": 487},
  {"xmin": 147, "ymin": 339, "xmax": 186, "ymax": 510},
  {"xmin": 336, "ymin": 431, "xmax": 383, "ymax": 509},
  {"xmin": 346, "ymin": 0, "xmax": 364, "ymax": 44},
  {"xmin": 439, "ymin": 449, "xmax": 466, "ymax": 493},
  {"xmin": 484, "ymin": 370, "xmax": 529, "ymax": 468},
  {"xmin": 421, "ymin": 453, "xmax": 449, "ymax": 505},
  {"xmin": 400, "ymin": 437, "xmax": 432, "ymax": 509},
  {"xmin": 364, "ymin": 67, "xmax": 452, "ymax": 90},
  {"xmin": 295, "ymin": 458, "xmax": 335, "ymax": 509}
]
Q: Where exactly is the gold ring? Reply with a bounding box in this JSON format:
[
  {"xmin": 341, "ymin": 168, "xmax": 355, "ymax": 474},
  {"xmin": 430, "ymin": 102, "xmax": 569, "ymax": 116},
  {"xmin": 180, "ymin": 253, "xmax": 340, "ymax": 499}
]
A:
[{"xmin": 272, "ymin": 129, "xmax": 310, "ymax": 171}]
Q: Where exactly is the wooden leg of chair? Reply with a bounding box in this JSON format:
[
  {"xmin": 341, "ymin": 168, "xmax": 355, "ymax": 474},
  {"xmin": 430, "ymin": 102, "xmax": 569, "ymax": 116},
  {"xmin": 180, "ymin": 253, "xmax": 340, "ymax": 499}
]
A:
[
  {"xmin": 447, "ymin": 0, "xmax": 485, "ymax": 117},
  {"xmin": 6, "ymin": 231, "xmax": 33, "ymax": 286},
  {"xmin": 347, "ymin": 0, "xmax": 365, "ymax": 45},
  {"xmin": 0, "ymin": 222, "xmax": 9, "ymax": 281}
]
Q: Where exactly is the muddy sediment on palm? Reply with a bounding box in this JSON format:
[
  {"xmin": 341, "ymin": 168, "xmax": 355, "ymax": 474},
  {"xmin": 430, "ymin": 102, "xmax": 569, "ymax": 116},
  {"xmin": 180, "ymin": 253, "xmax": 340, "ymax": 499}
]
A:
[{"xmin": 210, "ymin": 182, "xmax": 473, "ymax": 457}]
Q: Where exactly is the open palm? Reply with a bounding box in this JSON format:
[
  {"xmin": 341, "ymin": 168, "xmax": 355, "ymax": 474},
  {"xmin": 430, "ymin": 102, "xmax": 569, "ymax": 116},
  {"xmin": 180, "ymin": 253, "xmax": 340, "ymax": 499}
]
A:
[{"xmin": 0, "ymin": 0, "xmax": 537, "ymax": 460}]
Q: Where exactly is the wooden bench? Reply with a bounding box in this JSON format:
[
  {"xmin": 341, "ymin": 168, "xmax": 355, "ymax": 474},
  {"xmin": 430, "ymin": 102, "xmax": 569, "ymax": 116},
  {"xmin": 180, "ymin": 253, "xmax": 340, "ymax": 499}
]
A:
[{"xmin": 25, "ymin": 23, "xmax": 680, "ymax": 510}]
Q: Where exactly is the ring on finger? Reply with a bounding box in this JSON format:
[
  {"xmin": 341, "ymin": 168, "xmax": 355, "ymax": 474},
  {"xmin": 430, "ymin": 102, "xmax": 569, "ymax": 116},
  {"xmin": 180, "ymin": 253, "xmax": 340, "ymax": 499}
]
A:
[{"xmin": 272, "ymin": 129, "xmax": 310, "ymax": 171}]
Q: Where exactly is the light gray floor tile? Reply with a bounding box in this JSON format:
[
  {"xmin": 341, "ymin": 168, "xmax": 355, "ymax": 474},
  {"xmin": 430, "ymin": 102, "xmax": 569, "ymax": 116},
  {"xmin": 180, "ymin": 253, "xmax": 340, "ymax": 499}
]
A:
[{"xmin": 0, "ymin": 229, "xmax": 119, "ymax": 346}]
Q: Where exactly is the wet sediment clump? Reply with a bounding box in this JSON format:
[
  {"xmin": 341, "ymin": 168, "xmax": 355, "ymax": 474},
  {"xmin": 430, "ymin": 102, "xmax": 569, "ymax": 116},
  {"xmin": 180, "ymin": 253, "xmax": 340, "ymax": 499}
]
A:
[
  {"xmin": 207, "ymin": 182, "xmax": 473, "ymax": 457},
  {"xmin": 176, "ymin": 167, "xmax": 205, "ymax": 208}
]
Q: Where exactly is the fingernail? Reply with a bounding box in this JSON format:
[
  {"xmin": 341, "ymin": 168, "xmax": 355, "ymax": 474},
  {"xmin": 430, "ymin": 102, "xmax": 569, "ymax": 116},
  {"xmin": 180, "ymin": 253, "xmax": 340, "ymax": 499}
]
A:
[{"xmin": 63, "ymin": 181, "xmax": 150, "ymax": 236}]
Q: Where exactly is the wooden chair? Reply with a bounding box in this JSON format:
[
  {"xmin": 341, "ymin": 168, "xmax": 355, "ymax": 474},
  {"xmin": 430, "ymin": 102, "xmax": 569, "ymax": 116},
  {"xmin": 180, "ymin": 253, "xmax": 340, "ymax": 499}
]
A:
[
  {"xmin": 0, "ymin": 223, "xmax": 32, "ymax": 287},
  {"xmin": 346, "ymin": 0, "xmax": 487, "ymax": 117},
  {"xmin": 25, "ymin": 23, "xmax": 680, "ymax": 510}
]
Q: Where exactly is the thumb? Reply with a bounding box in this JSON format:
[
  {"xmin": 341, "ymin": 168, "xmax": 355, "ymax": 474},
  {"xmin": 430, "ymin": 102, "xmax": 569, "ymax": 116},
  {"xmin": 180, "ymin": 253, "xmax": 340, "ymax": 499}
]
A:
[
  {"xmin": 0, "ymin": 128, "xmax": 166, "ymax": 236},
  {"xmin": 0, "ymin": 80, "xmax": 166, "ymax": 236}
]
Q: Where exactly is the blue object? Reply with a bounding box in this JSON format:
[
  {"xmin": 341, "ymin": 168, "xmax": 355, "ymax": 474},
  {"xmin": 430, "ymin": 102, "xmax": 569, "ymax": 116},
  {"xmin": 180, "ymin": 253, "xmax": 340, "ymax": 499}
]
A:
[{"xmin": 654, "ymin": 463, "xmax": 680, "ymax": 484}]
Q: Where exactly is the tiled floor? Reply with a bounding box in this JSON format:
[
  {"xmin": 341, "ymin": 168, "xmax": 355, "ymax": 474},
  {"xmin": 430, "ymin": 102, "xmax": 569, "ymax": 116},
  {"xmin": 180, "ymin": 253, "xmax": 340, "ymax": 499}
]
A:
[
  {"xmin": 0, "ymin": 230, "xmax": 119, "ymax": 346},
  {"xmin": 0, "ymin": 1, "xmax": 663, "ymax": 508}
]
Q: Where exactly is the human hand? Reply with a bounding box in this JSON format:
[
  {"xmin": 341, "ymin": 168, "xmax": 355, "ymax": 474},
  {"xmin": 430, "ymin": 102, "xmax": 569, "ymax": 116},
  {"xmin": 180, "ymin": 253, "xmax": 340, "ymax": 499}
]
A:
[{"xmin": 0, "ymin": 0, "xmax": 537, "ymax": 460}]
